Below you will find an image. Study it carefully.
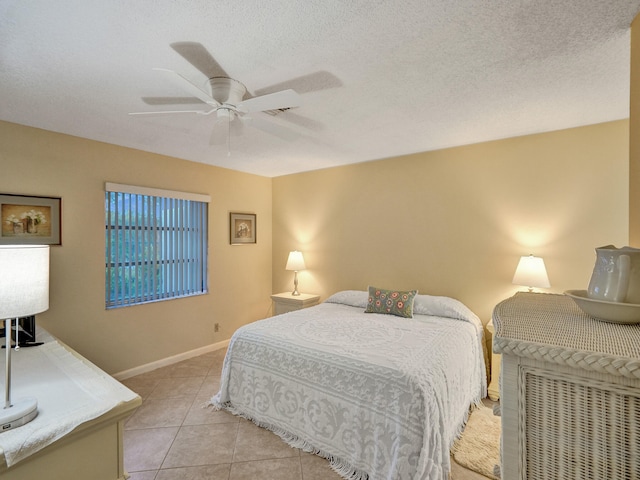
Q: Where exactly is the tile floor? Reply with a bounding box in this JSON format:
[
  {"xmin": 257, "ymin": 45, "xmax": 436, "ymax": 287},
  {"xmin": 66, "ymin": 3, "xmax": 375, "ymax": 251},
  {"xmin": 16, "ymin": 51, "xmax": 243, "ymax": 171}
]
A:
[{"xmin": 121, "ymin": 348, "xmax": 490, "ymax": 480}]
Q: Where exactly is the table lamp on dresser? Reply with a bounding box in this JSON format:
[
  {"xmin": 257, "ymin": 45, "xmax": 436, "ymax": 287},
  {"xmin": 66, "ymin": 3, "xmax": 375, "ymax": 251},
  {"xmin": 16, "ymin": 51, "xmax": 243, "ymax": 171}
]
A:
[{"xmin": 0, "ymin": 245, "xmax": 49, "ymax": 431}]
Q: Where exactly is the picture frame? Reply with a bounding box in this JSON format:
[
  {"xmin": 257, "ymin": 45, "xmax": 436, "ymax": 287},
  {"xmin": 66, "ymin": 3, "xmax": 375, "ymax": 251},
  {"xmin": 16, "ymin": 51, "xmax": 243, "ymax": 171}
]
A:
[
  {"xmin": 0, "ymin": 194, "xmax": 62, "ymax": 245},
  {"xmin": 230, "ymin": 212, "xmax": 256, "ymax": 245}
]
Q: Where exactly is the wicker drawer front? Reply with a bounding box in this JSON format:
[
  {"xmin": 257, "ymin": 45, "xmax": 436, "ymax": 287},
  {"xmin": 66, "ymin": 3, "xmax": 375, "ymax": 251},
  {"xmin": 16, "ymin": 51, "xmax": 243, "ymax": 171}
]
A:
[{"xmin": 523, "ymin": 368, "xmax": 640, "ymax": 480}]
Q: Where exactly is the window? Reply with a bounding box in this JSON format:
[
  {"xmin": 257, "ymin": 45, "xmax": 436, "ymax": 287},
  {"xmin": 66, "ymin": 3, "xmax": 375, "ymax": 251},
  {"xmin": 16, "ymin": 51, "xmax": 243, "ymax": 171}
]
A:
[{"xmin": 105, "ymin": 183, "xmax": 209, "ymax": 309}]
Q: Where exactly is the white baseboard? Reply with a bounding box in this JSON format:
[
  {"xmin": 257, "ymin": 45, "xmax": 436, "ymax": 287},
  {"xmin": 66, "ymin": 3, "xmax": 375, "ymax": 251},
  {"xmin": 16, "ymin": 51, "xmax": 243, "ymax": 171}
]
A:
[{"xmin": 112, "ymin": 339, "xmax": 230, "ymax": 381}]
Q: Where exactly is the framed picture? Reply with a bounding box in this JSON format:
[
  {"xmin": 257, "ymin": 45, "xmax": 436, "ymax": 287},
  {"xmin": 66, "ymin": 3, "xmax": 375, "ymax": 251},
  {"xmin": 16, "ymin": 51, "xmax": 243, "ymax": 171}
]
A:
[
  {"xmin": 230, "ymin": 212, "xmax": 256, "ymax": 245},
  {"xmin": 0, "ymin": 194, "xmax": 62, "ymax": 245}
]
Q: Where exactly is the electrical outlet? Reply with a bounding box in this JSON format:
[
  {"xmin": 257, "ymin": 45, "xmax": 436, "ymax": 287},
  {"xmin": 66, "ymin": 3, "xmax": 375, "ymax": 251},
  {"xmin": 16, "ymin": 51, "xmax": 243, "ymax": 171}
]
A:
[{"xmin": 214, "ymin": 323, "xmax": 220, "ymax": 333}]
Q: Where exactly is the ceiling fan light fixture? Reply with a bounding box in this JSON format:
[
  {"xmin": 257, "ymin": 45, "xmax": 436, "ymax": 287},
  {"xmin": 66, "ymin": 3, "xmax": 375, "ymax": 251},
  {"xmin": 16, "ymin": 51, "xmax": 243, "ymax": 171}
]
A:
[
  {"xmin": 216, "ymin": 108, "xmax": 232, "ymax": 119},
  {"xmin": 130, "ymin": 44, "xmax": 303, "ymax": 154},
  {"xmin": 208, "ymin": 77, "xmax": 246, "ymax": 105}
]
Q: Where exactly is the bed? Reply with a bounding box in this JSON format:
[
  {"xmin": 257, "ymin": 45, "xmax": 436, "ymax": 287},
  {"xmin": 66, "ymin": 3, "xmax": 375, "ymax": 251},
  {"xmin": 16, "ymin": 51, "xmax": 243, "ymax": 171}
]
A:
[{"xmin": 211, "ymin": 289, "xmax": 486, "ymax": 480}]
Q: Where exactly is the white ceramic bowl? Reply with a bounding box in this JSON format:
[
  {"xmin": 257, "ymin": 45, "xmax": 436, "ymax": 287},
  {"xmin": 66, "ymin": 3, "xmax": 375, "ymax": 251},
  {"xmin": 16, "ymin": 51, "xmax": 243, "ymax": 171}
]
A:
[{"xmin": 564, "ymin": 290, "xmax": 640, "ymax": 324}]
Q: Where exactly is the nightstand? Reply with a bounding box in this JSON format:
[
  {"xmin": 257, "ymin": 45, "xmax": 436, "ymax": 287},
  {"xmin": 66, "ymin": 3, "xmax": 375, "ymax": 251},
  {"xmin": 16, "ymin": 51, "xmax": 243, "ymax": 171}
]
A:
[
  {"xmin": 271, "ymin": 292, "xmax": 320, "ymax": 315},
  {"xmin": 486, "ymin": 319, "xmax": 500, "ymax": 400}
]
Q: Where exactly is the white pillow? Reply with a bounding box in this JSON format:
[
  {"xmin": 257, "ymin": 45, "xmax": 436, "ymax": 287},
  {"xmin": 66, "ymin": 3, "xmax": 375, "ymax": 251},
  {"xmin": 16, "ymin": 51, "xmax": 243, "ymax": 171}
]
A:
[{"xmin": 324, "ymin": 290, "xmax": 369, "ymax": 308}]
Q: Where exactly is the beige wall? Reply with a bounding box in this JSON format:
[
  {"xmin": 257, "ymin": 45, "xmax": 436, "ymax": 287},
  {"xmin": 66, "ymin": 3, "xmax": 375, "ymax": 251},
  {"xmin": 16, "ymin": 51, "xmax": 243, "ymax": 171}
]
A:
[
  {"xmin": 631, "ymin": 15, "xmax": 640, "ymax": 246},
  {"xmin": 0, "ymin": 121, "xmax": 272, "ymax": 374},
  {"xmin": 0, "ymin": 119, "xmax": 630, "ymax": 371},
  {"xmin": 273, "ymin": 120, "xmax": 629, "ymax": 322}
]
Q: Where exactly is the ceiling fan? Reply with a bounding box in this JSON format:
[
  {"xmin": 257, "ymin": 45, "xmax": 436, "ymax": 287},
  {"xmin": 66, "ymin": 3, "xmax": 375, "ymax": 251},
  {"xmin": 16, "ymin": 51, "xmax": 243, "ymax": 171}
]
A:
[{"xmin": 129, "ymin": 42, "xmax": 305, "ymax": 151}]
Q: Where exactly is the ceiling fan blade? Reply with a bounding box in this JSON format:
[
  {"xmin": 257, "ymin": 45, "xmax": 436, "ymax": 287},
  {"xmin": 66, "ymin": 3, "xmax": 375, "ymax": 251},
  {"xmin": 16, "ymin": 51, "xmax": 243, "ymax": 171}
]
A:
[
  {"xmin": 129, "ymin": 109, "xmax": 209, "ymax": 116},
  {"xmin": 237, "ymin": 89, "xmax": 301, "ymax": 114},
  {"xmin": 142, "ymin": 96, "xmax": 204, "ymax": 106},
  {"xmin": 170, "ymin": 42, "xmax": 229, "ymax": 78},
  {"xmin": 245, "ymin": 116, "xmax": 299, "ymax": 142},
  {"xmin": 253, "ymin": 71, "xmax": 342, "ymax": 96},
  {"xmin": 153, "ymin": 68, "xmax": 218, "ymax": 106}
]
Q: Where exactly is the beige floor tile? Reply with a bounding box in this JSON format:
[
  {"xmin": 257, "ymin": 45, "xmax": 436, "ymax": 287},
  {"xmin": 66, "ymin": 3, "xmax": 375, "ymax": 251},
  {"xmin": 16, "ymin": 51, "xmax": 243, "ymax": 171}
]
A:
[
  {"xmin": 162, "ymin": 423, "xmax": 239, "ymax": 469},
  {"xmin": 155, "ymin": 464, "xmax": 231, "ymax": 480},
  {"xmin": 229, "ymin": 457, "xmax": 302, "ymax": 480},
  {"xmin": 150, "ymin": 376, "xmax": 205, "ymax": 399},
  {"xmin": 122, "ymin": 376, "xmax": 162, "ymax": 400},
  {"xmin": 125, "ymin": 395, "xmax": 195, "ymax": 429},
  {"xmin": 232, "ymin": 420, "xmax": 300, "ymax": 463},
  {"xmin": 170, "ymin": 356, "xmax": 216, "ymax": 378},
  {"xmin": 299, "ymin": 453, "xmax": 344, "ymax": 480},
  {"xmin": 196, "ymin": 374, "xmax": 221, "ymax": 399},
  {"xmin": 138, "ymin": 364, "xmax": 177, "ymax": 380},
  {"xmin": 124, "ymin": 426, "xmax": 179, "ymax": 472},
  {"xmin": 183, "ymin": 401, "xmax": 239, "ymax": 426},
  {"xmin": 126, "ymin": 470, "xmax": 158, "ymax": 480},
  {"xmin": 208, "ymin": 363, "xmax": 223, "ymax": 378}
]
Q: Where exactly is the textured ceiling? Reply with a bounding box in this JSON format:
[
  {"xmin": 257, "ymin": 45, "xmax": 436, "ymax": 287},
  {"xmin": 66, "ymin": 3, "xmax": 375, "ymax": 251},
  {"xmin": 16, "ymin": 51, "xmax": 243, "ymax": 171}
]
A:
[{"xmin": 1, "ymin": 1, "xmax": 639, "ymax": 177}]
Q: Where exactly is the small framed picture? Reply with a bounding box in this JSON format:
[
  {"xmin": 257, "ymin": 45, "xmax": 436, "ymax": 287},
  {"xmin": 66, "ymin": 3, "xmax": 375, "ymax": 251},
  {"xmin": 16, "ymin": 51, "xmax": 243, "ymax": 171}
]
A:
[
  {"xmin": 0, "ymin": 194, "xmax": 62, "ymax": 245},
  {"xmin": 230, "ymin": 212, "xmax": 256, "ymax": 245}
]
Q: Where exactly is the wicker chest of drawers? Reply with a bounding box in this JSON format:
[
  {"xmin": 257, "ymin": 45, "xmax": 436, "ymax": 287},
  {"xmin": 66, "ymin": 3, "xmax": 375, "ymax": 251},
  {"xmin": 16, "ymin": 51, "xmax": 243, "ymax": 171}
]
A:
[{"xmin": 493, "ymin": 292, "xmax": 640, "ymax": 480}]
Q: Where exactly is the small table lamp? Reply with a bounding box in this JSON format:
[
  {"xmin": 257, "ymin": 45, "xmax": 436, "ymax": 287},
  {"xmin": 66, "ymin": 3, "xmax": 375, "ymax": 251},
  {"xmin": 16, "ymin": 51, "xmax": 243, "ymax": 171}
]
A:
[
  {"xmin": 512, "ymin": 254, "xmax": 550, "ymax": 292},
  {"xmin": 285, "ymin": 251, "xmax": 306, "ymax": 296},
  {"xmin": 0, "ymin": 245, "xmax": 50, "ymax": 431}
]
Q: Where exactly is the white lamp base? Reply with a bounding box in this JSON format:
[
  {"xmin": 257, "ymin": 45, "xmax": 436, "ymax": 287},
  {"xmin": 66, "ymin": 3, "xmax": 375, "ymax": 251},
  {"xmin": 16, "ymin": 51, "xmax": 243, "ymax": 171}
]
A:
[{"xmin": 0, "ymin": 397, "xmax": 37, "ymax": 432}]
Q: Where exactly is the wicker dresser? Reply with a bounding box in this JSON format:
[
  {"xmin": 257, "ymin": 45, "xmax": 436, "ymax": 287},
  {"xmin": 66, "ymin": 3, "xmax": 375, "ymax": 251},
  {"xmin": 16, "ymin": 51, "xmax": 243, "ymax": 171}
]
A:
[{"xmin": 493, "ymin": 292, "xmax": 640, "ymax": 480}]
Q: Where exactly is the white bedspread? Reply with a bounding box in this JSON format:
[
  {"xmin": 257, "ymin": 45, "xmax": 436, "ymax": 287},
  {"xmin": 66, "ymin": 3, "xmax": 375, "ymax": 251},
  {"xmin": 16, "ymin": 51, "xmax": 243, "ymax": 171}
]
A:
[{"xmin": 212, "ymin": 291, "xmax": 486, "ymax": 480}]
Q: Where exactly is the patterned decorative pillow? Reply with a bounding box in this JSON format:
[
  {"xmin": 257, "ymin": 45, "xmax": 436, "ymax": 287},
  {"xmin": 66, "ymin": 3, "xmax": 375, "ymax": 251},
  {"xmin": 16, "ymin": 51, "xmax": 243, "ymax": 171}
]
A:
[{"xmin": 364, "ymin": 286, "xmax": 418, "ymax": 318}]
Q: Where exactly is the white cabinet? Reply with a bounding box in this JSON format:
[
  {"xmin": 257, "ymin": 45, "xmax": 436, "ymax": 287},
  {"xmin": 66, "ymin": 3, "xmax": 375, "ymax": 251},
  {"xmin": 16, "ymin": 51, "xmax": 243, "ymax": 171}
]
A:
[
  {"xmin": 0, "ymin": 330, "xmax": 141, "ymax": 479},
  {"xmin": 486, "ymin": 320, "xmax": 500, "ymax": 401},
  {"xmin": 493, "ymin": 292, "xmax": 640, "ymax": 480}
]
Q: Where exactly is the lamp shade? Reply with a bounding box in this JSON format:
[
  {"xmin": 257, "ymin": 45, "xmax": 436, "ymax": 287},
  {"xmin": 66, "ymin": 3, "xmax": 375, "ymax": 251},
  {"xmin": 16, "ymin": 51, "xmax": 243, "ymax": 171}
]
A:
[
  {"xmin": 285, "ymin": 251, "xmax": 306, "ymax": 271},
  {"xmin": 0, "ymin": 245, "xmax": 50, "ymax": 319},
  {"xmin": 512, "ymin": 254, "xmax": 550, "ymax": 289}
]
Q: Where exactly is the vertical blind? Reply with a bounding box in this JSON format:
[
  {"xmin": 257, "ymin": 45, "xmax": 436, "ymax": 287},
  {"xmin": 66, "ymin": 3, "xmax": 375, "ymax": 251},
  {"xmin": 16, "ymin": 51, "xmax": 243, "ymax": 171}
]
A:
[{"xmin": 105, "ymin": 183, "xmax": 209, "ymax": 309}]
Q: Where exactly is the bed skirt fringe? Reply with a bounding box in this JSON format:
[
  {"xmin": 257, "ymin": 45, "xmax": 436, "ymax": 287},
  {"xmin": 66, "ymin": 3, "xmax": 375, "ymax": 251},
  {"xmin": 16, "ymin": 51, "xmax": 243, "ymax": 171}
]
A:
[
  {"xmin": 209, "ymin": 395, "xmax": 484, "ymax": 479},
  {"xmin": 449, "ymin": 396, "xmax": 484, "ymax": 455},
  {"xmin": 210, "ymin": 400, "xmax": 370, "ymax": 480}
]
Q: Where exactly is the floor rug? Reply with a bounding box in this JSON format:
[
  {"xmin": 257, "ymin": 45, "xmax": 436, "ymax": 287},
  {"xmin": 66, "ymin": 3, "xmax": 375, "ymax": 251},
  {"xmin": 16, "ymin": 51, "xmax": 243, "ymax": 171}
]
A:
[{"xmin": 452, "ymin": 405, "xmax": 501, "ymax": 479}]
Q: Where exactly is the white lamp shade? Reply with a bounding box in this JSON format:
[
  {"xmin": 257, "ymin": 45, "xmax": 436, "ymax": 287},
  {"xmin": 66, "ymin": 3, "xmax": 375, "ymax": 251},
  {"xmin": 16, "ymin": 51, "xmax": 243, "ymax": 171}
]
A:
[
  {"xmin": 285, "ymin": 251, "xmax": 306, "ymax": 271},
  {"xmin": 0, "ymin": 245, "xmax": 50, "ymax": 319},
  {"xmin": 512, "ymin": 255, "xmax": 550, "ymax": 289}
]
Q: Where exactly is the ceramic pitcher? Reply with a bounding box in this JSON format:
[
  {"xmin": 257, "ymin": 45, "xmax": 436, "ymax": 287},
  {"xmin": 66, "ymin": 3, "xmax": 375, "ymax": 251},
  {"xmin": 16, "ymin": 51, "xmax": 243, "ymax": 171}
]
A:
[{"xmin": 587, "ymin": 245, "xmax": 640, "ymax": 304}]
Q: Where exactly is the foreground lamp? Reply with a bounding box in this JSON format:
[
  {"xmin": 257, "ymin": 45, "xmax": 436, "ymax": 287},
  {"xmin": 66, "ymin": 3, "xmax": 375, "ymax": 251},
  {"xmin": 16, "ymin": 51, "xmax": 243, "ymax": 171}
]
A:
[
  {"xmin": 512, "ymin": 254, "xmax": 550, "ymax": 292},
  {"xmin": 0, "ymin": 245, "xmax": 49, "ymax": 431},
  {"xmin": 285, "ymin": 251, "xmax": 306, "ymax": 296}
]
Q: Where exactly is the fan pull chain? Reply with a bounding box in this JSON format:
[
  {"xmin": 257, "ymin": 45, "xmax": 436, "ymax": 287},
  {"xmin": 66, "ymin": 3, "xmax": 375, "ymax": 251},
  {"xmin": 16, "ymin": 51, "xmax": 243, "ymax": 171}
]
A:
[{"xmin": 227, "ymin": 111, "xmax": 231, "ymax": 156}]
